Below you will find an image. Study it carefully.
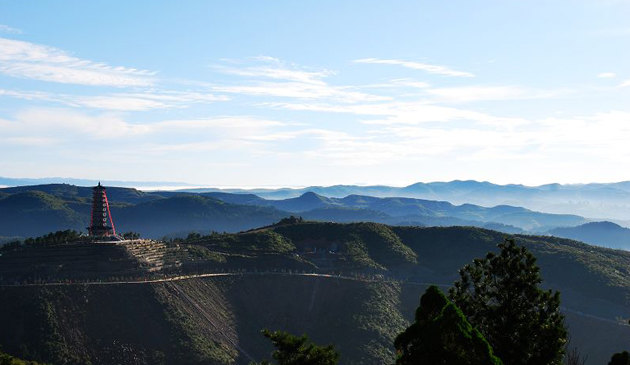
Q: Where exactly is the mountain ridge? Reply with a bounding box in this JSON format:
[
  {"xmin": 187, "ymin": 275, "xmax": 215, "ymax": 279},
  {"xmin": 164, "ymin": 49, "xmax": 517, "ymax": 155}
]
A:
[
  {"xmin": 0, "ymin": 184, "xmax": 592, "ymax": 240},
  {"xmin": 176, "ymin": 179, "xmax": 630, "ymax": 221},
  {"xmin": 548, "ymin": 221, "xmax": 630, "ymax": 250}
]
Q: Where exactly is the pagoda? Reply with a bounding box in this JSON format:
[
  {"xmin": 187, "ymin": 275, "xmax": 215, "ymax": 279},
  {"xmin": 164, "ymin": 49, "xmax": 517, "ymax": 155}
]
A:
[{"xmin": 88, "ymin": 182, "xmax": 117, "ymax": 237}]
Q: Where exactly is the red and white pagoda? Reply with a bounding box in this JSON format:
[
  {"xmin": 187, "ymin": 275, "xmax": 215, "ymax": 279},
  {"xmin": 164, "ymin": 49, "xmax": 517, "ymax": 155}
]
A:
[{"xmin": 87, "ymin": 182, "xmax": 117, "ymax": 237}]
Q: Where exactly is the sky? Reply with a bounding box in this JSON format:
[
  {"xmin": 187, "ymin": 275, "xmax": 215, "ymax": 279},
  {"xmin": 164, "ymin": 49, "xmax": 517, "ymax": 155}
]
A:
[{"xmin": 1, "ymin": 0, "xmax": 630, "ymax": 187}]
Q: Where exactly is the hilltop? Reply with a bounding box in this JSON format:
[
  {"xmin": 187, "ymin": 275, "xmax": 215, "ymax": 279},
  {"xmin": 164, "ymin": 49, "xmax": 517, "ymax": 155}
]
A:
[
  {"xmin": 549, "ymin": 221, "xmax": 630, "ymax": 250},
  {"xmin": 0, "ymin": 222, "xmax": 628, "ymax": 365}
]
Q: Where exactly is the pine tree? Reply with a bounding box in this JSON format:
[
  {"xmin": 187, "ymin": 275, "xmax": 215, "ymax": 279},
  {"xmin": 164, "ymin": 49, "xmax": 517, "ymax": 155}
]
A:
[
  {"xmin": 449, "ymin": 238, "xmax": 567, "ymax": 365},
  {"xmin": 254, "ymin": 329, "xmax": 339, "ymax": 365},
  {"xmin": 609, "ymin": 351, "xmax": 630, "ymax": 365},
  {"xmin": 394, "ymin": 285, "xmax": 502, "ymax": 365}
]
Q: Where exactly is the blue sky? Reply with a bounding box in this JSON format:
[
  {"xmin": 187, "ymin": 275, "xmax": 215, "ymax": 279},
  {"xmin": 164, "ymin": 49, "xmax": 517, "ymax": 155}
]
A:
[{"xmin": 1, "ymin": 0, "xmax": 630, "ymax": 187}]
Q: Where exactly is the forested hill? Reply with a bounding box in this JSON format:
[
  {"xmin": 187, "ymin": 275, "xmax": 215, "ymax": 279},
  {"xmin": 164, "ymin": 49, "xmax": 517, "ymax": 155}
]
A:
[
  {"xmin": 548, "ymin": 221, "xmax": 630, "ymax": 250},
  {"xmin": 0, "ymin": 222, "xmax": 629, "ymax": 365},
  {"xmin": 0, "ymin": 184, "xmax": 592, "ymax": 240}
]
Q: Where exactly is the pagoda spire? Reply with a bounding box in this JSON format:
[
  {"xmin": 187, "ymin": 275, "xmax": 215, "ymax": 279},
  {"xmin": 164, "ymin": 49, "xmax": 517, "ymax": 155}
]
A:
[{"xmin": 88, "ymin": 183, "xmax": 116, "ymax": 237}]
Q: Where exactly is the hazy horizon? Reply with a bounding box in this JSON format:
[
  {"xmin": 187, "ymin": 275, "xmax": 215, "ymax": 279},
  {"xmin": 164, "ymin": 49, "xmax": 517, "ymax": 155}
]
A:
[{"xmin": 3, "ymin": 174, "xmax": 630, "ymax": 191}]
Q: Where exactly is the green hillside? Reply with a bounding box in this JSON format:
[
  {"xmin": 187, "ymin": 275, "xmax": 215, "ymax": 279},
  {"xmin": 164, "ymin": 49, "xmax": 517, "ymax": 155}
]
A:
[
  {"xmin": 0, "ymin": 189, "xmax": 289, "ymax": 238},
  {"xmin": 0, "ymin": 222, "xmax": 628, "ymax": 365},
  {"xmin": 112, "ymin": 195, "xmax": 288, "ymax": 237},
  {"xmin": 549, "ymin": 221, "xmax": 630, "ymax": 250},
  {"xmin": 0, "ymin": 191, "xmax": 85, "ymax": 236}
]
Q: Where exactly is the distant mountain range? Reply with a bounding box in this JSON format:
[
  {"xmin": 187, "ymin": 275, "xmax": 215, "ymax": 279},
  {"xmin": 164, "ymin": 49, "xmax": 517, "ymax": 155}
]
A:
[
  {"xmin": 0, "ymin": 176, "xmax": 191, "ymax": 189},
  {"xmin": 0, "ymin": 183, "xmax": 593, "ymax": 240},
  {"xmin": 180, "ymin": 180, "xmax": 630, "ymax": 221},
  {"xmin": 5, "ymin": 178, "xmax": 630, "ymax": 221},
  {"xmin": 203, "ymin": 191, "xmax": 585, "ymax": 231}
]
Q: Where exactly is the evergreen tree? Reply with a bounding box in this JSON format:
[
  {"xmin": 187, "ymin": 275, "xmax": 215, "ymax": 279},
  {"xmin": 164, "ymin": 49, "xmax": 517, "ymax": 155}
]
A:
[
  {"xmin": 255, "ymin": 329, "xmax": 339, "ymax": 365},
  {"xmin": 449, "ymin": 238, "xmax": 567, "ymax": 365},
  {"xmin": 0, "ymin": 350, "xmax": 45, "ymax": 365},
  {"xmin": 609, "ymin": 351, "xmax": 630, "ymax": 365},
  {"xmin": 394, "ymin": 285, "xmax": 502, "ymax": 365}
]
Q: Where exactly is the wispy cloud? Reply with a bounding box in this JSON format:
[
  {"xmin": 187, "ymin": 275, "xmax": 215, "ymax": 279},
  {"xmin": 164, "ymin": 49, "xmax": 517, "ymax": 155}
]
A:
[
  {"xmin": 1, "ymin": 108, "xmax": 151, "ymax": 140},
  {"xmin": 73, "ymin": 91, "xmax": 228, "ymax": 111},
  {"xmin": 265, "ymin": 100, "xmax": 527, "ymax": 127},
  {"xmin": 0, "ymin": 37, "xmax": 155, "ymax": 86},
  {"xmin": 425, "ymin": 85, "xmax": 566, "ymax": 103},
  {"xmin": 214, "ymin": 56, "xmax": 333, "ymax": 84},
  {"xmin": 598, "ymin": 72, "xmax": 616, "ymax": 78},
  {"xmin": 0, "ymin": 25, "xmax": 22, "ymax": 34},
  {"xmin": 354, "ymin": 58, "xmax": 474, "ymax": 77},
  {"xmin": 152, "ymin": 116, "xmax": 288, "ymax": 134},
  {"xmin": 0, "ymin": 108, "xmax": 292, "ymax": 143},
  {"xmin": 384, "ymin": 78, "xmax": 431, "ymax": 89},
  {"xmin": 358, "ymin": 78, "xmax": 431, "ymax": 90},
  {"xmin": 212, "ymin": 82, "xmax": 388, "ymax": 102},
  {"xmin": 0, "ymin": 88, "xmax": 228, "ymax": 111},
  {"xmin": 359, "ymin": 103, "xmax": 528, "ymax": 127},
  {"xmin": 210, "ymin": 57, "xmax": 389, "ymax": 103}
]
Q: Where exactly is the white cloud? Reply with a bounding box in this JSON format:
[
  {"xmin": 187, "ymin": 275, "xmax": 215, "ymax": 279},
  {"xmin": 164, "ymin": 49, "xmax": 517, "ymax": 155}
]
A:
[
  {"xmin": 0, "ymin": 88, "xmax": 58, "ymax": 101},
  {"xmin": 75, "ymin": 91, "xmax": 228, "ymax": 111},
  {"xmin": 214, "ymin": 58, "xmax": 333, "ymax": 84},
  {"xmin": 0, "ymin": 37, "xmax": 155, "ymax": 86},
  {"xmin": 354, "ymin": 58, "xmax": 475, "ymax": 77},
  {"xmin": 72, "ymin": 96, "xmax": 169, "ymax": 111},
  {"xmin": 145, "ymin": 139, "xmax": 256, "ymax": 153},
  {"xmin": 9, "ymin": 108, "xmax": 151, "ymax": 139},
  {"xmin": 213, "ymin": 82, "xmax": 389, "ymax": 102},
  {"xmin": 0, "ymin": 108, "xmax": 292, "ymax": 144},
  {"xmin": 0, "ymin": 88, "xmax": 228, "ymax": 111},
  {"xmin": 3, "ymin": 136, "xmax": 59, "ymax": 146},
  {"xmin": 0, "ymin": 25, "xmax": 22, "ymax": 34},
  {"xmin": 361, "ymin": 103, "xmax": 528, "ymax": 127},
  {"xmin": 152, "ymin": 116, "xmax": 288, "ymax": 134},
  {"xmin": 386, "ymin": 79, "xmax": 431, "ymax": 89},
  {"xmin": 315, "ymin": 110, "xmax": 630, "ymax": 168},
  {"xmin": 211, "ymin": 57, "xmax": 389, "ymax": 103},
  {"xmin": 620, "ymin": 80, "xmax": 630, "ymax": 87},
  {"xmin": 598, "ymin": 72, "xmax": 616, "ymax": 78},
  {"xmin": 425, "ymin": 86, "xmax": 565, "ymax": 103},
  {"xmin": 266, "ymin": 100, "xmax": 528, "ymax": 127},
  {"xmin": 358, "ymin": 78, "xmax": 431, "ymax": 90}
]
